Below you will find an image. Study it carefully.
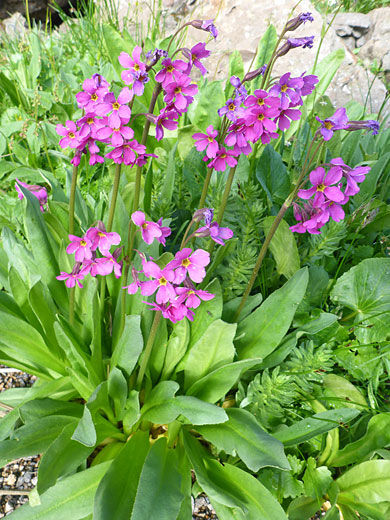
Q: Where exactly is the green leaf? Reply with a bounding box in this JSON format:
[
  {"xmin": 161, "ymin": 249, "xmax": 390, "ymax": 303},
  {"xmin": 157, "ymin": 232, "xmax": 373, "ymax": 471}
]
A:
[
  {"xmin": 303, "ymin": 457, "xmax": 332, "ymax": 501},
  {"xmin": 0, "ymin": 416, "xmax": 74, "ymax": 467},
  {"xmin": 355, "ymin": 152, "xmax": 390, "ymax": 203},
  {"xmin": 323, "ymin": 374, "xmax": 368, "ymax": 411},
  {"xmin": 196, "ymin": 408, "xmax": 290, "ymax": 472},
  {"xmin": 226, "ymin": 50, "xmax": 244, "ymax": 98},
  {"xmin": 183, "ymin": 431, "xmax": 288, "ymax": 519},
  {"xmin": 161, "ymin": 319, "xmax": 190, "ymax": 380},
  {"xmin": 102, "ymin": 24, "xmax": 134, "ymax": 79},
  {"xmin": 37, "ymin": 423, "xmax": 94, "ymax": 495},
  {"xmin": 262, "ymin": 217, "xmax": 300, "ymax": 278},
  {"xmin": 10, "ymin": 461, "xmax": 111, "ymax": 520},
  {"xmin": 222, "ymin": 293, "xmax": 263, "ymax": 324},
  {"xmin": 274, "ymin": 408, "xmax": 360, "ymax": 446},
  {"xmin": 332, "ymin": 414, "xmax": 390, "ymax": 467},
  {"xmin": 111, "ymin": 315, "xmax": 143, "ymax": 377},
  {"xmin": 184, "ymin": 319, "xmax": 237, "ymax": 389},
  {"xmin": 72, "ymin": 407, "xmax": 96, "ymax": 447},
  {"xmin": 107, "ymin": 367, "xmax": 128, "ymax": 420},
  {"xmin": 188, "ymin": 80, "xmax": 225, "ymax": 130},
  {"xmin": 186, "ymin": 358, "xmax": 263, "ymax": 403},
  {"xmin": 236, "ymin": 268, "xmax": 308, "ymax": 360},
  {"xmin": 331, "ymin": 258, "xmax": 390, "ymax": 342},
  {"xmin": 256, "ymin": 145, "xmax": 290, "ymax": 205},
  {"xmin": 131, "ymin": 438, "xmax": 184, "ymax": 520},
  {"xmin": 189, "ymin": 279, "xmax": 223, "ymax": 348},
  {"xmin": 94, "ymin": 432, "xmax": 150, "ymax": 520},
  {"xmin": 122, "ymin": 390, "xmax": 140, "ymax": 434},
  {"xmin": 252, "ymin": 25, "xmax": 277, "ymax": 89},
  {"xmin": 158, "ymin": 143, "xmax": 177, "ymax": 206},
  {"xmin": 337, "ymin": 460, "xmax": 390, "ymax": 504},
  {"xmin": 287, "ymin": 496, "xmax": 320, "ymax": 520},
  {"xmin": 0, "ymin": 310, "xmax": 66, "ymax": 376}
]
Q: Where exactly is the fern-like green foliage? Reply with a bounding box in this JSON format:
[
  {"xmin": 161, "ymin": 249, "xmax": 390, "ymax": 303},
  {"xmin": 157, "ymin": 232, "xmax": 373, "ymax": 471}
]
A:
[{"xmin": 306, "ymin": 220, "xmax": 347, "ymax": 262}]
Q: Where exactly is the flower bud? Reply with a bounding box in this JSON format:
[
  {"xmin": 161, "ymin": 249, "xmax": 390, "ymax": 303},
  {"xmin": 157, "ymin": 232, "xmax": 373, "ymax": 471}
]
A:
[
  {"xmin": 189, "ymin": 19, "xmax": 218, "ymax": 39},
  {"xmin": 285, "ymin": 12, "xmax": 314, "ymax": 32},
  {"xmin": 243, "ymin": 65, "xmax": 267, "ymax": 83}
]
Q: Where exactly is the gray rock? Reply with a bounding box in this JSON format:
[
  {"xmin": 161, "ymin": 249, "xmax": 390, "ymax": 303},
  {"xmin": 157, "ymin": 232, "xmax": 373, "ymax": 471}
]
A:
[
  {"xmin": 359, "ymin": 7, "xmax": 390, "ymax": 76},
  {"xmin": 0, "ymin": 0, "xmax": 70, "ymax": 22},
  {"xmin": 333, "ymin": 12, "xmax": 371, "ymax": 33},
  {"xmin": 356, "ymin": 35, "xmax": 366, "ymax": 48}
]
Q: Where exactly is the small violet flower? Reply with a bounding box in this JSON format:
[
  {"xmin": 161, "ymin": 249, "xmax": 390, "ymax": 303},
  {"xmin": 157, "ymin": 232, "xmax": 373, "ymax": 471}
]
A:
[
  {"xmin": 316, "ymin": 107, "xmax": 349, "ymax": 141},
  {"xmin": 192, "ymin": 125, "xmax": 219, "ymax": 158}
]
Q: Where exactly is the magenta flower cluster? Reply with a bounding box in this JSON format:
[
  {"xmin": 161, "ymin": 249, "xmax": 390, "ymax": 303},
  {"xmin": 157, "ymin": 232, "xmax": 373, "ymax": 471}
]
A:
[
  {"xmin": 147, "ymin": 42, "xmax": 212, "ymax": 140},
  {"xmin": 291, "ymin": 158, "xmax": 371, "ymax": 234},
  {"xmin": 56, "ymin": 224, "xmax": 122, "ymax": 288},
  {"xmin": 193, "ymin": 72, "xmax": 319, "ymax": 171}
]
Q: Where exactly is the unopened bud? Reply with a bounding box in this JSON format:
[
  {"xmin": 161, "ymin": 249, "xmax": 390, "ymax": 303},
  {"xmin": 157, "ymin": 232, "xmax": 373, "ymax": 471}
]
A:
[{"xmin": 285, "ymin": 12, "xmax": 314, "ymax": 32}]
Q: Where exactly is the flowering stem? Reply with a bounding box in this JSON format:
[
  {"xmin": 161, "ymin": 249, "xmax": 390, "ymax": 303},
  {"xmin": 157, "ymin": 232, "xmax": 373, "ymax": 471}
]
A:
[
  {"xmin": 107, "ymin": 164, "xmax": 122, "ymax": 232},
  {"xmin": 166, "ymin": 23, "xmax": 190, "ymax": 53},
  {"xmin": 234, "ymin": 140, "xmax": 324, "ymax": 322},
  {"xmin": 69, "ymin": 287, "xmax": 75, "ymax": 326},
  {"xmin": 136, "ymin": 311, "xmax": 161, "ymax": 390},
  {"xmin": 68, "ymin": 163, "xmax": 79, "ymax": 235}
]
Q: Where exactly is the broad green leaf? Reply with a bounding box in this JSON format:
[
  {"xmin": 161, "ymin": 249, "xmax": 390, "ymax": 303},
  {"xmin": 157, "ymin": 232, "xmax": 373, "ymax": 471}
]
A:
[
  {"xmin": 186, "ymin": 358, "xmax": 262, "ymax": 403},
  {"xmin": 161, "ymin": 319, "xmax": 190, "ymax": 380},
  {"xmin": 38, "ymin": 422, "xmax": 95, "ymax": 495},
  {"xmin": 183, "ymin": 431, "xmax": 288, "ymax": 519},
  {"xmin": 332, "ymin": 414, "xmax": 390, "ymax": 467},
  {"xmin": 131, "ymin": 438, "xmax": 184, "ymax": 520},
  {"xmin": 196, "ymin": 408, "xmax": 289, "ymax": 472},
  {"xmin": 323, "ymin": 374, "xmax": 368, "ymax": 411},
  {"xmin": 94, "ymin": 432, "xmax": 150, "ymax": 520},
  {"xmin": 10, "ymin": 461, "xmax": 111, "ymax": 520},
  {"xmin": 262, "ymin": 217, "xmax": 300, "ymax": 278},
  {"xmin": 252, "ymin": 24, "xmax": 277, "ymax": 89},
  {"xmin": 172, "ymin": 396, "xmax": 227, "ymax": 425},
  {"xmin": 188, "ymin": 80, "xmax": 225, "ymax": 130},
  {"xmin": 337, "ymin": 460, "xmax": 390, "ymax": 504},
  {"xmin": 226, "ymin": 50, "xmax": 244, "ymax": 98},
  {"xmin": 355, "ymin": 152, "xmax": 390, "ymax": 203},
  {"xmin": 158, "ymin": 143, "xmax": 177, "ymax": 206},
  {"xmin": 0, "ymin": 415, "xmax": 74, "ymax": 467},
  {"xmin": 107, "ymin": 367, "xmax": 128, "ymax": 420},
  {"xmin": 189, "ymin": 279, "xmax": 222, "ymax": 348},
  {"xmin": 256, "ymin": 145, "xmax": 290, "ymax": 205},
  {"xmin": 331, "ymin": 258, "xmax": 390, "ymax": 342},
  {"xmin": 19, "ymin": 398, "xmax": 82, "ymax": 423},
  {"xmin": 222, "ymin": 293, "xmax": 263, "ymax": 323},
  {"xmin": 287, "ymin": 496, "xmax": 320, "ymax": 520},
  {"xmin": 123, "ymin": 390, "xmax": 140, "ymax": 434},
  {"xmin": 184, "ymin": 319, "xmax": 237, "ymax": 389},
  {"xmin": 274, "ymin": 408, "xmax": 360, "ymax": 446},
  {"xmin": 72, "ymin": 407, "xmax": 96, "ymax": 447},
  {"xmin": 111, "ymin": 315, "xmax": 143, "ymax": 377},
  {"xmin": 0, "ymin": 310, "xmax": 66, "ymax": 376},
  {"xmin": 236, "ymin": 268, "xmax": 308, "ymax": 360}
]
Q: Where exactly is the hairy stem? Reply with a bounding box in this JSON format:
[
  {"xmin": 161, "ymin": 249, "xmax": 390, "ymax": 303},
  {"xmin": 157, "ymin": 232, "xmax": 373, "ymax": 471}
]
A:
[
  {"xmin": 136, "ymin": 312, "xmax": 161, "ymax": 390},
  {"xmin": 107, "ymin": 163, "xmax": 122, "ymax": 232}
]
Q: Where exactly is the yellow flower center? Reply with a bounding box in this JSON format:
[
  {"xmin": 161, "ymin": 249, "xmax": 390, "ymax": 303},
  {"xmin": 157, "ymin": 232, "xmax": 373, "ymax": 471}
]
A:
[
  {"xmin": 208, "ymin": 136, "xmax": 214, "ymax": 142},
  {"xmin": 221, "ymin": 153, "xmax": 226, "ymax": 159},
  {"xmin": 91, "ymin": 93, "xmax": 98, "ymax": 101},
  {"xmin": 317, "ymin": 183, "xmax": 326, "ymax": 192},
  {"xmin": 257, "ymin": 98, "xmax": 265, "ymax": 105},
  {"xmin": 159, "ymin": 277, "xmax": 167, "ymax": 286},
  {"xmin": 134, "ymin": 63, "xmax": 140, "ymax": 71},
  {"xmin": 87, "ymin": 118, "xmax": 94, "ymax": 124},
  {"xmin": 258, "ymin": 114, "xmax": 265, "ymax": 121},
  {"xmin": 280, "ymin": 84, "xmax": 288, "ymax": 93},
  {"xmin": 174, "ymin": 87, "xmax": 182, "ymax": 94},
  {"xmin": 188, "ymin": 290, "xmax": 195, "ymax": 295},
  {"xmin": 98, "ymin": 232, "xmax": 105, "ymax": 237},
  {"xmin": 113, "ymin": 128, "xmax": 120, "ymax": 132},
  {"xmin": 69, "ymin": 132, "xmax": 75, "ymax": 138},
  {"xmin": 112, "ymin": 102, "xmax": 120, "ymax": 110},
  {"xmin": 167, "ymin": 65, "xmax": 174, "ymax": 73},
  {"xmin": 228, "ymin": 103, "xmax": 235, "ymax": 111},
  {"xmin": 181, "ymin": 258, "xmax": 191, "ymax": 267},
  {"xmin": 80, "ymin": 240, "xmax": 87, "ymax": 246},
  {"xmin": 324, "ymin": 121, "xmax": 333, "ymax": 130},
  {"xmin": 142, "ymin": 223, "xmax": 148, "ymax": 229}
]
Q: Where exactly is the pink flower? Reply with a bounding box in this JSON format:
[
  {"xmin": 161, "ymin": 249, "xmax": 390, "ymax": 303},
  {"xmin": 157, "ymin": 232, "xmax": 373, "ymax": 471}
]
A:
[
  {"xmin": 244, "ymin": 89, "xmax": 280, "ymax": 110},
  {"xmin": 56, "ymin": 271, "xmax": 85, "ymax": 288},
  {"xmin": 56, "ymin": 120, "xmax": 80, "ymax": 149},
  {"xmin": 168, "ymin": 248, "xmax": 210, "ymax": 284},
  {"xmin": 77, "ymin": 113, "xmax": 104, "ymax": 139},
  {"xmin": 152, "ymin": 110, "xmax": 179, "ymax": 141},
  {"xmin": 86, "ymin": 227, "xmax": 121, "ymax": 254},
  {"xmin": 156, "ymin": 218, "xmax": 172, "ymax": 246},
  {"xmin": 105, "ymin": 139, "xmax": 146, "ymax": 165},
  {"xmin": 131, "ymin": 211, "xmax": 163, "ymax": 244},
  {"xmin": 207, "ymin": 147, "xmax": 237, "ymax": 171},
  {"xmin": 193, "ymin": 125, "xmax": 219, "ymax": 158},
  {"xmin": 15, "ymin": 179, "xmax": 48, "ymax": 211},
  {"xmin": 123, "ymin": 268, "xmax": 141, "ymax": 294},
  {"xmin": 164, "ymin": 75, "xmax": 198, "ymax": 112},
  {"xmin": 66, "ymin": 234, "xmax": 93, "ymax": 262},
  {"xmin": 75, "ymin": 77, "xmax": 108, "ymax": 111},
  {"xmin": 95, "ymin": 254, "xmax": 122, "ymax": 278},
  {"xmin": 95, "ymin": 88, "xmax": 132, "ymax": 127},
  {"xmin": 155, "ymin": 58, "xmax": 188, "ymax": 88},
  {"xmin": 298, "ymin": 166, "xmax": 344, "ymax": 206},
  {"xmin": 183, "ymin": 42, "xmax": 211, "ymax": 76},
  {"xmin": 97, "ymin": 121, "xmax": 134, "ymax": 147},
  {"xmin": 119, "ymin": 47, "xmax": 146, "ymax": 84},
  {"xmin": 196, "ymin": 221, "xmax": 234, "ymax": 246},
  {"xmin": 330, "ymin": 157, "xmax": 370, "ymax": 196},
  {"xmin": 275, "ymin": 107, "xmax": 301, "ymax": 131},
  {"xmin": 141, "ymin": 261, "xmax": 176, "ymax": 304},
  {"xmin": 175, "ymin": 287, "xmax": 214, "ymax": 308}
]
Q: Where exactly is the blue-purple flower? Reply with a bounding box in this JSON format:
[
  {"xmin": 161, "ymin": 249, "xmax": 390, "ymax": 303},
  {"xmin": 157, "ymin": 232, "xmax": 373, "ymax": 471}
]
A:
[{"xmin": 316, "ymin": 107, "xmax": 349, "ymax": 140}]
